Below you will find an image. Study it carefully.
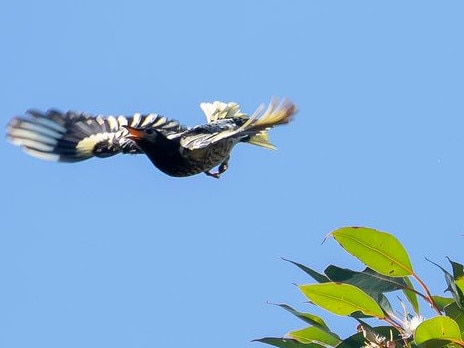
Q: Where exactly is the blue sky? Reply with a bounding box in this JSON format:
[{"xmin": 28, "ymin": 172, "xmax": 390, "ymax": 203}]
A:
[{"xmin": 1, "ymin": 1, "xmax": 464, "ymax": 347}]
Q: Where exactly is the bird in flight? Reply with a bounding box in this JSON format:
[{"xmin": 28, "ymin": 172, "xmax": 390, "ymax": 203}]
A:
[{"xmin": 6, "ymin": 98, "xmax": 296, "ymax": 178}]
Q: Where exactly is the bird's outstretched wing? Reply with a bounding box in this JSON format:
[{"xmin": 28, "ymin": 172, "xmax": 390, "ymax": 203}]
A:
[
  {"xmin": 181, "ymin": 98, "xmax": 296, "ymax": 150},
  {"xmin": 6, "ymin": 109, "xmax": 187, "ymax": 162}
]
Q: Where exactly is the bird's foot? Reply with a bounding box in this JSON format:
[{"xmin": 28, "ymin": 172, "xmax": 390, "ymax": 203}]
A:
[
  {"xmin": 204, "ymin": 162, "xmax": 229, "ymax": 179},
  {"xmin": 205, "ymin": 171, "xmax": 221, "ymax": 179}
]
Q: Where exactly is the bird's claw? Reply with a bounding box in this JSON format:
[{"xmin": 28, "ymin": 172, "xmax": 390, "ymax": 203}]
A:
[
  {"xmin": 205, "ymin": 171, "xmax": 221, "ymax": 179},
  {"xmin": 204, "ymin": 161, "xmax": 229, "ymax": 179}
]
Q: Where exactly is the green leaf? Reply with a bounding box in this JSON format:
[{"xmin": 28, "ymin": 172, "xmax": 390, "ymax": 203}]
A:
[
  {"xmin": 299, "ymin": 283, "xmax": 385, "ymax": 318},
  {"xmin": 324, "ymin": 266, "xmax": 398, "ymax": 315},
  {"xmin": 330, "ymin": 227, "xmax": 413, "ymax": 277},
  {"xmin": 432, "ymin": 296, "xmax": 454, "ymax": 312},
  {"xmin": 369, "ymin": 294, "xmax": 393, "ymax": 318},
  {"xmin": 449, "ymin": 258, "xmax": 464, "ymax": 278},
  {"xmin": 444, "ymin": 302, "xmax": 464, "ymax": 335},
  {"xmin": 403, "ymin": 276, "xmax": 420, "ymax": 314},
  {"xmin": 333, "ymin": 331, "xmax": 366, "ymax": 348},
  {"xmin": 274, "ymin": 304, "xmax": 329, "ymax": 329},
  {"xmin": 253, "ymin": 337, "xmax": 322, "ymax": 347},
  {"xmin": 427, "ymin": 258, "xmax": 464, "ymax": 308},
  {"xmin": 288, "ymin": 326, "xmax": 340, "ymax": 346},
  {"xmin": 448, "ymin": 258, "xmax": 464, "ymax": 303},
  {"xmin": 282, "ymin": 258, "xmax": 330, "ymax": 283},
  {"xmin": 415, "ymin": 316, "xmax": 463, "ymax": 346},
  {"xmin": 324, "ymin": 266, "xmax": 408, "ymax": 293}
]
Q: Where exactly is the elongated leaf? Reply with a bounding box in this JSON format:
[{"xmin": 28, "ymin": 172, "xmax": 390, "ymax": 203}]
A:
[
  {"xmin": 330, "ymin": 227, "xmax": 413, "ymax": 277},
  {"xmin": 274, "ymin": 304, "xmax": 329, "ymax": 329},
  {"xmin": 283, "ymin": 258, "xmax": 330, "ymax": 283},
  {"xmin": 324, "ymin": 265, "xmax": 407, "ymax": 293},
  {"xmin": 415, "ymin": 316, "xmax": 463, "ymax": 346},
  {"xmin": 449, "ymin": 258, "xmax": 464, "ymax": 278},
  {"xmin": 299, "ymin": 283, "xmax": 385, "ymax": 318},
  {"xmin": 288, "ymin": 326, "xmax": 340, "ymax": 346},
  {"xmin": 324, "ymin": 266, "xmax": 398, "ymax": 315},
  {"xmin": 253, "ymin": 337, "xmax": 322, "ymax": 347},
  {"xmin": 334, "ymin": 331, "xmax": 366, "ymax": 348},
  {"xmin": 449, "ymin": 258, "xmax": 464, "ymax": 303},
  {"xmin": 370, "ymin": 293, "xmax": 393, "ymax": 317},
  {"xmin": 427, "ymin": 258, "xmax": 463, "ymax": 307},
  {"xmin": 402, "ymin": 276, "xmax": 420, "ymax": 314}
]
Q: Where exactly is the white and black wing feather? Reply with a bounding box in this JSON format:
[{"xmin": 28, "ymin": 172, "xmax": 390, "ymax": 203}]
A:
[
  {"xmin": 200, "ymin": 101, "xmax": 246, "ymax": 123},
  {"xmin": 6, "ymin": 109, "xmax": 186, "ymax": 162}
]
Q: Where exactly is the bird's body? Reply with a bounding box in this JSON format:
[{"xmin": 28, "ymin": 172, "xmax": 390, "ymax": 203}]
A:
[{"xmin": 6, "ymin": 99, "xmax": 296, "ymax": 178}]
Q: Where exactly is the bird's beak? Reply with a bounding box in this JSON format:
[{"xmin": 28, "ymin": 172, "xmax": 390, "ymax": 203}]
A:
[{"xmin": 124, "ymin": 126, "xmax": 144, "ymax": 139}]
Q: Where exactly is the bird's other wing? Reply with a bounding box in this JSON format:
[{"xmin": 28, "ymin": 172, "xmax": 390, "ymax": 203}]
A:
[
  {"xmin": 182, "ymin": 98, "xmax": 296, "ymax": 150},
  {"xmin": 6, "ymin": 109, "xmax": 187, "ymax": 162},
  {"xmin": 199, "ymin": 101, "xmax": 247, "ymax": 123}
]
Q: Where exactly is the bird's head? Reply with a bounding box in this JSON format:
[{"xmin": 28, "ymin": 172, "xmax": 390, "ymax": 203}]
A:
[{"xmin": 124, "ymin": 126, "xmax": 158, "ymax": 142}]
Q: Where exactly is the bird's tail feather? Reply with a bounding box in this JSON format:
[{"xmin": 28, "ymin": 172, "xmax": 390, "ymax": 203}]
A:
[
  {"xmin": 246, "ymin": 131, "xmax": 276, "ymax": 150},
  {"xmin": 239, "ymin": 98, "xmax": 296, "ymax": 149}
]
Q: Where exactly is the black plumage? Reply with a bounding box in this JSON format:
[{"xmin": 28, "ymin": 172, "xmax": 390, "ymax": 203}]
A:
[{"xmin": 6, "ymin": 98, "xmax": 296, "ymax": 178}]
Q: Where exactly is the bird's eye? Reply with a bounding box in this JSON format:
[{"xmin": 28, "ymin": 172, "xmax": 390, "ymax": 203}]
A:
[{"xmin": 145, "ymin": 128, "xmax": 155, "ymax": 135}]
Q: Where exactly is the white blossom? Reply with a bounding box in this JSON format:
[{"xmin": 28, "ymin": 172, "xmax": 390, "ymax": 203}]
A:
[{"xmin": 401, "ymin": 314, "xmax": 424, "ymax": 339}]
